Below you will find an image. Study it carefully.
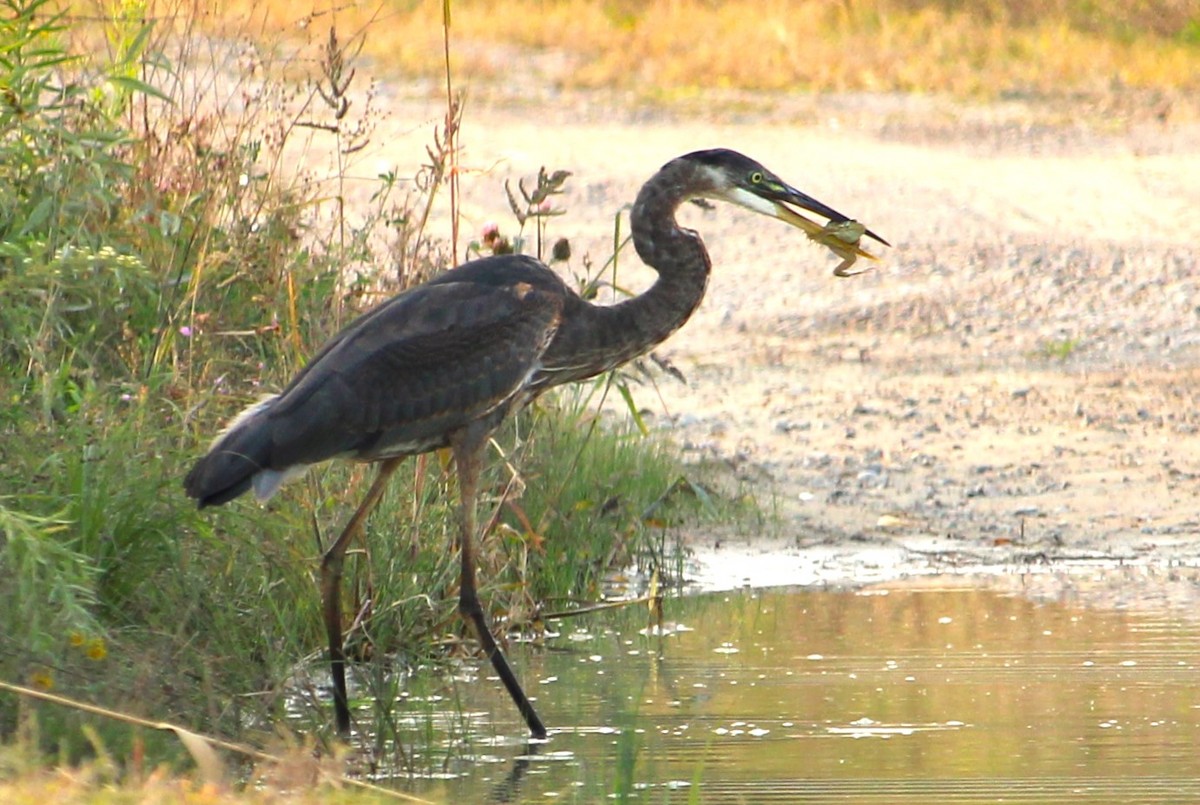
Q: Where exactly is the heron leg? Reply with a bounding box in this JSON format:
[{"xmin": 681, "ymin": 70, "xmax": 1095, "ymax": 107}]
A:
[
  {"xmin": 320, "ymin": 457, "xmax": 403, "ymax": 736},
  {"xmin": 452, "ymin": 425, "xmax": 548, "ymax": 739}
]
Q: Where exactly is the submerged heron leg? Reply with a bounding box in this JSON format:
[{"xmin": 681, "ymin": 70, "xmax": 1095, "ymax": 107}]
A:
[
  {"xmin": 319, "ymin": 456, "xmax": 404, "ymax": 735},
  {"xmin": 452, "ymin": 424, "xmax": 548, "ymax": 739}
]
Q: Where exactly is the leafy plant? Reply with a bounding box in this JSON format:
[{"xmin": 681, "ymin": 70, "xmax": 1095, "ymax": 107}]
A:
[
  {"xmin": 1039, "ymin": 336, "xmax": 1082, "ymax": 361},
  {"xmin": 0, "ymin": 501, "xmax": 100, "ymax": 662}
]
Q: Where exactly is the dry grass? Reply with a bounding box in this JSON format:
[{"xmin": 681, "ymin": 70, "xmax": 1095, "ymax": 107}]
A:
[{"xmin": 198, "ymin": 0, "xmax": 1200, "ymax": 98}]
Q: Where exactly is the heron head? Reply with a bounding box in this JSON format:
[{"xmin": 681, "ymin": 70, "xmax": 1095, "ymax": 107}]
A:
[{"xmin": 682, "ymin": 148, "xmax": 891, "ymax": 251}]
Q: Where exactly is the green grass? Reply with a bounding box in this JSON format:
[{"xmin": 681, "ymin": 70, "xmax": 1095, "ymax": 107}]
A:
[
  {"xmin": 0, "ymin": 0, "xmax": 732, "ymax": 792},
  {"xmin": 1038, "ymin": 336, "xmax": 1082, "ymax": 361}
]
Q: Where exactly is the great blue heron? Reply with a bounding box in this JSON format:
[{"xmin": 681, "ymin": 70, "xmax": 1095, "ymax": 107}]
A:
[{"xmin": 184, "ymin": 148, "xmax": 889, "ymax": 740}]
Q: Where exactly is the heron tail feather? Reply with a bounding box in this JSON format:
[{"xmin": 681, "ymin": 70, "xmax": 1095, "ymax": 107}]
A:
[{"xmin": 184, "ymin": 396, "xmax": 281, "ymax": 508}]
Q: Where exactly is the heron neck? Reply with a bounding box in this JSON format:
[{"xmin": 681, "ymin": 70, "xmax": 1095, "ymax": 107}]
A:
[
  {"xmin": 540, "ymin": 162, "xmax": 711, "ymax": 383},
  {"xmin": 621, "ymin": 165, "xmax": 712, "ymax": 346}
]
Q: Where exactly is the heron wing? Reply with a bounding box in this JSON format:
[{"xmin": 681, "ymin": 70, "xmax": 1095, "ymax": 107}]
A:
[
  {"xmin": 425, "ymin": 253, "xmax": 574, "ymax": 296},
  {"xmin": 264, "ymin": 278, "xmax": 563, "ymax": 467}
]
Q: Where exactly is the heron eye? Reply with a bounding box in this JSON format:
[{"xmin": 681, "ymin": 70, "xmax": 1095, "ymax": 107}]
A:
[{"xmin": 750, "ymin": 171, "xmax": 763, "ymax": 184}]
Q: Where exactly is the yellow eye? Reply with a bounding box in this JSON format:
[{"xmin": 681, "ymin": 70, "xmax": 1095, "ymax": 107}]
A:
[{"xmin": 750, "ymin": 171, "xmax": 763, "ymax": 184}]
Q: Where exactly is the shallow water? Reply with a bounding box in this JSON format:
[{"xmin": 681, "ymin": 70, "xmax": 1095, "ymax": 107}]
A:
[{"xmin": 376, "ymin": 583, "xmax": 1200, "ymax": 803}]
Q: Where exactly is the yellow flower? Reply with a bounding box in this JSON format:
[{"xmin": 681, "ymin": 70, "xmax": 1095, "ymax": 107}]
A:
[
  {"xmin": 31, "ymin": 670, "xmax": 54, "ymax": 690},
  {"xmin": 69, "ymin": 631, "xmax": 86, "ymax": 647},
  {"xmin": 85, "ymin": 637, "xmax": 108, "ymax": 661}
]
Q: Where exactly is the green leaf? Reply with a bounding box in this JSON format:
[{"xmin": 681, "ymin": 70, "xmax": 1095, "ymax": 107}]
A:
[
  {"xmin": 105, "ymin": 74, "xmax": 172, "ymax": 104},
  {"xmin": 616, "ymin": 380, "xmax": 649, "ymax": 437},
  {"xmin": 20, "ymin": 196, "xmax": 54, "ymax": 235}
]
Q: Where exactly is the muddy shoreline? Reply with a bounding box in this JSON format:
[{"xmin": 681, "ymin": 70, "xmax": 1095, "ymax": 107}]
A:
[{"xmin": 354, "ymin": 82, "xmax": 1200, "ymax": 603}]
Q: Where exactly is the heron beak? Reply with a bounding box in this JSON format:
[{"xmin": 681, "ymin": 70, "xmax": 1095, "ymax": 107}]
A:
[
  {"xmin": 761, "ymin": 183, "xmax": 890, "ymax": 276},
  {"xmin": 770, "ymin": 183, "xmax": 891, "ymax": 248}
]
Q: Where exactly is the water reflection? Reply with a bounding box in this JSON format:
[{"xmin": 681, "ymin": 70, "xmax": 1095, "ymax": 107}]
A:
[{"xmin": 386, "ymin": 584, "xmax": 1200, "ymax": 802}]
